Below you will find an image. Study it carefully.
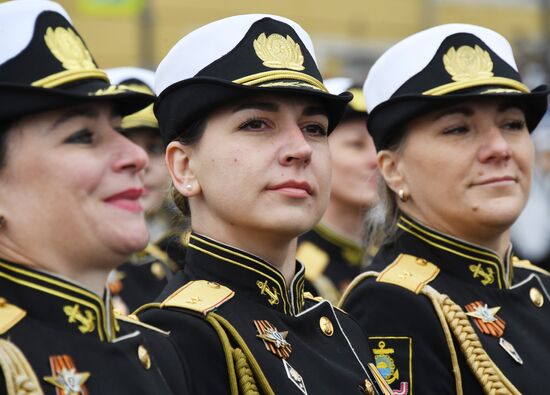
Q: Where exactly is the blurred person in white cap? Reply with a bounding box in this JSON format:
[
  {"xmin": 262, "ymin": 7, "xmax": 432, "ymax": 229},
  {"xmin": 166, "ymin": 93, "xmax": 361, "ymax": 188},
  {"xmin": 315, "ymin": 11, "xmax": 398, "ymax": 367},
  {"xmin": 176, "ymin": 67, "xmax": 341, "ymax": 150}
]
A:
[
  {"xmin": 105, "ymin": 67, "xmax": 181, "ymax": 313},
  {"xmin": 340, "ymin": 23, "xmax": 550, "ymax": 394},
  {"xmin": 511, "ymin": 110, "xmax": 550, "ymax": 270},
  {"xmin": 134, "ymin": 14, "xmax": 393, "ymax": 395},
  {"xmin": 0, "ymin": 1, "xmax": 185, "ymax": 394},
  {"xmin": 296, "ymin": 77, "xmax": 378, "ymax": 303}
]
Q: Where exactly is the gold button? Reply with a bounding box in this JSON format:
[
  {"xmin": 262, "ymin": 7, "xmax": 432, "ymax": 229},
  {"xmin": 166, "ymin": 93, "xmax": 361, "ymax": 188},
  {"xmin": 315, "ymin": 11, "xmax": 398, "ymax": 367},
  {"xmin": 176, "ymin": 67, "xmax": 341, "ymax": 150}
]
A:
[
  {"xmin": 319, "ymin": 316, "xmax": 334, "ymax": 336},
  {"xmin": 530, "ymin": 287, "xmax": 544, "ymax": 307},
  {"xmin": 207, "ymin": 281, "xmax": 221, "ymax": 289},
  {"xmin": 363, "ymin": 379, "xmax": 374, "ymax": 395},
  {"xmin": 0, "ymin": 298, "xmax": 6, "ymax": 306},
  {"xmin": 150, "ymin": 262, "xmax": 166, "ymax": 280},
  {"xmin": 138, "ymin": 345, "xmax": 151, "ymax": 370},
  {"xmin": 416, "ymin": 258, "xmax": 427, "ymax": 266}
]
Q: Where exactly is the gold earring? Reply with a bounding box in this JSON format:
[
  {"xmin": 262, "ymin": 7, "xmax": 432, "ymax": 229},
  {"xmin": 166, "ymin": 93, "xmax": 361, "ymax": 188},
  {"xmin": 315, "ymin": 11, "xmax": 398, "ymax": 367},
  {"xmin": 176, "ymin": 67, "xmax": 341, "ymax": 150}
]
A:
[
  {"xmin": 0, "ymin": 216, "xmax": 5, "ymax": 229},
  {"xmin": 398, "ymin": 189, "xmax": 409, "ymax": 202}
]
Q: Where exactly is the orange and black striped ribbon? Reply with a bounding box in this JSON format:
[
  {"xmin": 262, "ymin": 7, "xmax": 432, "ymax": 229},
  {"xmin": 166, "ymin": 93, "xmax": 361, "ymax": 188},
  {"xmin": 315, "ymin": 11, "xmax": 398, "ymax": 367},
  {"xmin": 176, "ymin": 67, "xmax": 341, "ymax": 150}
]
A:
[
  {"xmin": 254, "ymin": 319, "xmax": 292, "ymax": 359},
  {"xmin": 48, "ymin": 355, "xmax": 89, "ymax": 395},
  {"xmin": 465, "ymin": 301, "xmax": 505, "ymax": 337}
]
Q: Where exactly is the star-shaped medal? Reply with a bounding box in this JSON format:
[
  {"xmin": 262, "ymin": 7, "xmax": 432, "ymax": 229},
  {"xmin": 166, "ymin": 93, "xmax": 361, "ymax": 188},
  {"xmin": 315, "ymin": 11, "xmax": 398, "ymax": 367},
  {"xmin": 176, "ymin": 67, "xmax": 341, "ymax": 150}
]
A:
[
  {"xmin": 257, "ymin": 327, "xmax": 290, "ymax": 348},
  {"xmin": 464, "ymin": 301, "xmax": 506, "ymax": 337},
  {"xmin": 254, "ymin": 320, "xmax": 292, "ymax": 359},
  {"xmin": 465, "ymin": 304, "xmax": 500, "ymax": 323},
  {"xmin": 44, "ymin": 355, "xmax": 90, "ymax": 395},
  {"xmin": 44, "ymin": 368, "xmax": 90, "ymax": 394}
]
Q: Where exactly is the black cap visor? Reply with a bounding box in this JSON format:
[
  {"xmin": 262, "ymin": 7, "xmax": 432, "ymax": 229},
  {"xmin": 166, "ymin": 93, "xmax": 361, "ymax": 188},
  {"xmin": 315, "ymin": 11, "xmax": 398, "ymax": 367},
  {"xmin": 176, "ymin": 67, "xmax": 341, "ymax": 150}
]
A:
[
  {"xmin": 155, "ymin": 77, "xmax": 352, "ymax": 145},
  {"xmin": 368, "ymin": 84, "xmax": 549, "ymax": 150},
  {"xmin": 0, "ymin": 79, "xmax": 154, "ymax": 123}
]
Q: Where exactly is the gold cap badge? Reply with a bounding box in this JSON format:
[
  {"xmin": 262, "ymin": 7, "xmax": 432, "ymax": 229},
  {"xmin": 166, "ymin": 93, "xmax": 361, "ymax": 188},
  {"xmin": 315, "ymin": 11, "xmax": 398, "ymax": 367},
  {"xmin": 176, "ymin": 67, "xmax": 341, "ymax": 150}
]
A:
[
  {"xmin": 443, "ymin": 45, "xmax": 493, "ymax": 82},
  {"xmin": 253, "ymin": 33, "xmax": 305, "ymax": 71},
  {"xmin": 44, "ymin": 27, "xmax": 95, "ymax": 71}
]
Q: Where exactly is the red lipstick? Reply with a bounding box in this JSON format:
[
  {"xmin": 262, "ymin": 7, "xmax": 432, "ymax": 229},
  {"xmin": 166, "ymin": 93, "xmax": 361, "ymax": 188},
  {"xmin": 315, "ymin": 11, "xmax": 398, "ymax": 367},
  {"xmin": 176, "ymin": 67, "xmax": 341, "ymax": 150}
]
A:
[{"xmin": 104, "ymin": 188, "xmax": 144, "ymax": 212}]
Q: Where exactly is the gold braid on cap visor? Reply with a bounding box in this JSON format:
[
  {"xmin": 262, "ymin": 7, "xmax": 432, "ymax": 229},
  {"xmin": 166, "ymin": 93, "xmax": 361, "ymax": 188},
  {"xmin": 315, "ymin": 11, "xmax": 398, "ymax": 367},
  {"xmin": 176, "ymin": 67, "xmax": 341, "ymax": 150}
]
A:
[
  {"xmin": 233, "ymin": 70, "xmax": 328, "ymax": 92},
  {"xmin": 32, "ymin": 69, "xmax": 109, "ymax": 88},
  {"xmin": 423, "ymin": 77, "xmax": 530, "ymax": 96}
]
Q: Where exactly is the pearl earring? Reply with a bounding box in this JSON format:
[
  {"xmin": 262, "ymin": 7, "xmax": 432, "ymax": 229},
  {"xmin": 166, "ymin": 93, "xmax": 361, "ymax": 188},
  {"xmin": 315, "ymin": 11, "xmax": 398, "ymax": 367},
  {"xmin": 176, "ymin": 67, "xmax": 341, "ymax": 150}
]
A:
[
  {"xmin": 185, "ymin": 184, "xmax": 193, "ymax": 191},
  {"xmin": 398, "ymin": 189, "xmax": 409, "ymax": 202}
]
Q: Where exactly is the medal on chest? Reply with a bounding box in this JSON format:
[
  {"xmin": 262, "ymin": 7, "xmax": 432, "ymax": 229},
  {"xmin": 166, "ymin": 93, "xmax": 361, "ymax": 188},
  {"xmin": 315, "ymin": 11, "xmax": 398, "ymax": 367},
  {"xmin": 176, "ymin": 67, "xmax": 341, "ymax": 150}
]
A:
[
  {"xmin": 254, "ymin": 319, "xmax": 309, "ymax": 392},
  {"xmin": 464, "ymin": 301, "xmax": 523, "ymax": 364},
  {"xmin": 43, "ymin": 355, "xmax": 90, "ymax": 395}
]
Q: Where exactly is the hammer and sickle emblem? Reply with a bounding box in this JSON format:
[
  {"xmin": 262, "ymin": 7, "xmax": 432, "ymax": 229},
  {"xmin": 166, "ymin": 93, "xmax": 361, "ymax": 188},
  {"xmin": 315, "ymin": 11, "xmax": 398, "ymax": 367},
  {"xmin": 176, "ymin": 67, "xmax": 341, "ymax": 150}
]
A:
[
  {"xmin": 469, "ymin": 264, "xmax": 495, "ymax": 285},
  {"xmin": 63, "ymin": 304, "xmax": 96, "ymax": 334},
  {"xmin": 256, "ymin": 280, "xmax": 280, "ymax": 305}
]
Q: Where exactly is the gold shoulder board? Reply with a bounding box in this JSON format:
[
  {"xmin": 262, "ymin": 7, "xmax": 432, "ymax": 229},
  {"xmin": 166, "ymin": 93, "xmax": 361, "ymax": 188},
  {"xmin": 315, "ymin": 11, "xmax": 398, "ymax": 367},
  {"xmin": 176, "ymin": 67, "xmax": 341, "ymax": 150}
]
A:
[
  {"xmin": 512, "ymin": 256, "xmax": 550, "ymax": 276},
  {"xmin": 377, "ymin": 254, "xmax": 440, "ymax": 294},
  {"xmin": 296, "ymin": 241, "xmax": 329, "ymax": 281},
  {"xmin": 0, "ymin": 299, "xmax": 26, "ymax": 335},
  {"xmin": 160, "ymin": 280, "xmax": 234, "ymax": 315}
]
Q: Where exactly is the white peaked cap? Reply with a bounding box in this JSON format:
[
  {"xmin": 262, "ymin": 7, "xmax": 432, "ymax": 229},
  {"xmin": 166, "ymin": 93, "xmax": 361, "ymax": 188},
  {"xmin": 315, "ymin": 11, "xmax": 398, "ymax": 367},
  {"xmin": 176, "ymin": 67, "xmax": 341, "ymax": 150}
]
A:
[
  {"xmin": 324, "ymin": 77, "xmax": 354, "ymax": 95},
  {"xmin": 152, "ymin": 13, "xmax": 352, "ymax": 144},
  {"xmin": 0, "ymin": 0, "xmax": 70, "ymax": 65},
  {"xmin": 364, "ymin": 24, "xmax": 520, "ymax": 113},
  {"xmin": 107, "ymin": 67, "xmax": 155, "ymax": 90},
  {"xmin": 0, "ymin": 0, "xmax": 153, "ymax": 121},
  {"xmin": 155, "ymin": 14, "xmax": 317, "ymax": 97},
  {"xmin": 361, "ymin": 23, "xmax": 548, "ymax": 150}
]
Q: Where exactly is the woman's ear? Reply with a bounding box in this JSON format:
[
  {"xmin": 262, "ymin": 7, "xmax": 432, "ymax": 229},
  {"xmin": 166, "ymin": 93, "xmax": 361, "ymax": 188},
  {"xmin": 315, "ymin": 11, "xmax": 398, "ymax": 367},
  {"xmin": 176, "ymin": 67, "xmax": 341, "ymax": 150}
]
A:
[
  {"xmin": 377, "ymin": 150, "xmax": 405, "ymax": 194},
  {"xmin": 165, "ymin": 141, "xmax": 201, "ymax": 197}
]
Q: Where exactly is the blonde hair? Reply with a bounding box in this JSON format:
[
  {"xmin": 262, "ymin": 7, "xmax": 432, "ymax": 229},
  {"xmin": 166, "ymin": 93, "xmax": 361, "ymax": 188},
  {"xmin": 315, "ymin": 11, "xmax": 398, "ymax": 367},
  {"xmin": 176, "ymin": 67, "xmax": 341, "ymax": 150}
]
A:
[{"xmin": 362, "ymin": 134, "xmax": 407, "ymax": 262}]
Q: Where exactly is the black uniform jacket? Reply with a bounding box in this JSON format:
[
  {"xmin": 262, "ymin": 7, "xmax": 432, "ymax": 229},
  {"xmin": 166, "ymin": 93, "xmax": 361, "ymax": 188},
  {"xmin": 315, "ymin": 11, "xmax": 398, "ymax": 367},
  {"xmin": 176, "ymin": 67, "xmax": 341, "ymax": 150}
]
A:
[
  {"xmin": 0, "ymin": 259, "xmax": 185, "ymax": 395},
  {"xmin": 109, "ymin": 243, "xmax": 178, "ymax": 314},
  {"xmin": 340, "ymin": 214, "xmax": 550, "ymax": 395},
  {"xmin": 136, "ymin": 232, "xmax": 392, "ymax": 395},
  {"xmin": 297, "ymin": 224, "xmax": 365, "ymax": 304}
]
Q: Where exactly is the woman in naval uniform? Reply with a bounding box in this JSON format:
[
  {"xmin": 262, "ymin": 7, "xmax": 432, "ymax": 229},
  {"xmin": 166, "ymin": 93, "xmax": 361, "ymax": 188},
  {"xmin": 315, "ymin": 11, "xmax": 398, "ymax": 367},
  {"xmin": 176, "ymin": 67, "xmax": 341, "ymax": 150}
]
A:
[
  {"xmin": 135, "ymin": 14, "xmax": 392, "ymax": 395},
  {"xmin": 340, "ymin": 23, "xmax": 550, "ymax": 394},
  {"xmin": 297, "ymin": 77, "xmax": 378, "ymax": 303},
  {"xmin": 105, "ymin": 67, "xmax": 181, "ymax": 313},
  {"xmin": 0, "ymin": 1, "xmax": 184, "ymax": 394}
]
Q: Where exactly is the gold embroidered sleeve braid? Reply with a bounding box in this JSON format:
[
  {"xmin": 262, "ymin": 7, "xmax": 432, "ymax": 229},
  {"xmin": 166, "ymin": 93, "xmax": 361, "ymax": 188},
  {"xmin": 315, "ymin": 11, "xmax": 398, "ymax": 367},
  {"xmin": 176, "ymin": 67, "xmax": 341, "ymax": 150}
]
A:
[
  {"xmin": 0, "ymin": 339, "xmax": 43, "ymax": 395},
  {"xmin": 423, "ymin": 288, "xmax": 521, "ymax": 395}
]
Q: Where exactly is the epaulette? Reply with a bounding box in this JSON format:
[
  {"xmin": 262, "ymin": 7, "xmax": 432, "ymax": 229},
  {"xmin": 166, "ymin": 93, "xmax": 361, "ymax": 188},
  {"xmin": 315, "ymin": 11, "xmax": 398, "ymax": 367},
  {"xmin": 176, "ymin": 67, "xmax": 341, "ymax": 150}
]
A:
[
  {"xmin": 160, "ymin": 280, "xmax": 234, "ymax": 315},
  {"xmin": 114, "ymin": 312, "xmax": 170, "ymax": 336},
  {"xmin": 296, "ymin": 241, "xmax": 329, "ymax": 281},
  {"xmin": 0, "ymin": 298, "xmax": 26, "ymax": 335},
  {"xmin": 376, "ymin": 253, "xmax": 440, "ymax": 294},
  {"xmin": 512, "ymin": 256, "xmax": 550, "ymax": 276}
]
